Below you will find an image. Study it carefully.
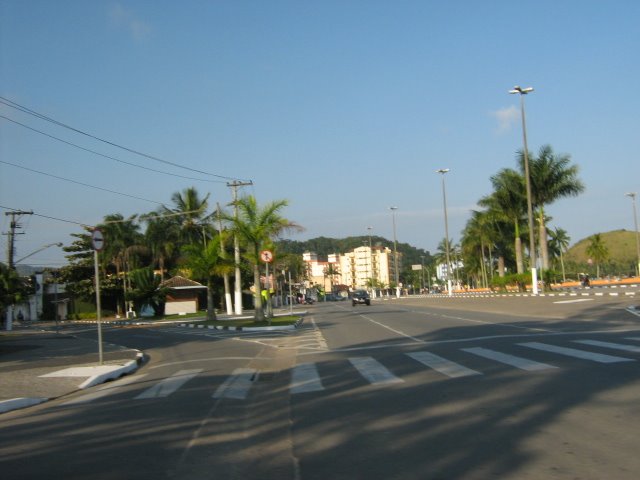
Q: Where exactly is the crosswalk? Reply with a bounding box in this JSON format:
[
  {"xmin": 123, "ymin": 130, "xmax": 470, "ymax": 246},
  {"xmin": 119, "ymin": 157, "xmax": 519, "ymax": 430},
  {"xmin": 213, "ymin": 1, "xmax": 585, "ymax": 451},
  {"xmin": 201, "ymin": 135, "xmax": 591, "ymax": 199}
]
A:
[{"xmin": 61, "ymin": 337, "xmax": 640, "ymax": 406}]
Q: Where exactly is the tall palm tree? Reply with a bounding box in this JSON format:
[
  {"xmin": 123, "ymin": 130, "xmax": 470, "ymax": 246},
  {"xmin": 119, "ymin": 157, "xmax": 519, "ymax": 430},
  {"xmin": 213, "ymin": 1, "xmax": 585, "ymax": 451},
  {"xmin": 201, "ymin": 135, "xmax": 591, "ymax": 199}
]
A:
[
  {"xmin": 99, "ymin": 213, "xmax": 143, "ymax": 316},
  {"xmin": 548, "ymin": 227, "xmax": 570, "ymax": 281},
  {"xmin": 165, "ymin": 187, "xmax": 212, "ymax": 246},
  {"xmin": 226, "ymin": 196, "xmax": 301, "ymax": 321},
  {"xmin": 479, "ymin": 168, "xmax": 527, "ymax": 273},
  {"xmin": 181, "ymin": 234, "xmax": 232, "ymax": 322},
  {"xmin": 521, "ymin": 145, "xmax": 585, "ymax": 271},
  {"xmin": 586, "ymin": 233, "xmax": 609, "ymax": 278},
  {"xmin": 141, "ymin": 212, "xmax": 180, "ymax": 281}
]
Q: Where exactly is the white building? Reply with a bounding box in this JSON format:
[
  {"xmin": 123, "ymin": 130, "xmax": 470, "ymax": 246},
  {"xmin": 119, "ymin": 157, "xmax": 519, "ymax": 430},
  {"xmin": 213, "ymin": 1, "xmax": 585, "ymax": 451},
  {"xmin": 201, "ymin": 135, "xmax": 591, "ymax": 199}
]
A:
[{"xmin": 303, "ymin": 246, "xmax": 402, "ymax": 292}]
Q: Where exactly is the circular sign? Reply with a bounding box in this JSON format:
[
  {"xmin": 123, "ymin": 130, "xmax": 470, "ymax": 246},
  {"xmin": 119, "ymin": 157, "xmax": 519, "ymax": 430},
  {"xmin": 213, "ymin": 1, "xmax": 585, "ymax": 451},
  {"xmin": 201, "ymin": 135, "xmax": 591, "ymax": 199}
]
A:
[
  {"xmin": 92, "ymin": 228, "xmax": 105, "ymax": 251},
  {"xmin": 260, "ymin": 250, "xmax": 273, "ymax": 263}
]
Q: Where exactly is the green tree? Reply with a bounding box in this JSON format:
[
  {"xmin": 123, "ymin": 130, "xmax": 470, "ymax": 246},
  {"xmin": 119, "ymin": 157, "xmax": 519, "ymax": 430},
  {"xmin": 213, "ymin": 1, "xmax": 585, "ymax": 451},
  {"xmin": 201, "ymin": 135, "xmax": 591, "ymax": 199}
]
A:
[
  {"xmin": 0, "ymin": 262, "xmax": 30, "ymax": 323},
  {"xmin": 142, "ymin": 212, "xmax": 181, "ymax": 281},
  {"xmin": 522, "ymin": 145, "xmax": 585, "ymax": 271},
  {"xmin": 126, "ymin": 267, "xmax": 168, "ymax": 316},
  {"xmin": 226, "ymin": 196, "xmax": 301, "ymax": 321},
  {"xmin": 165, "ymin": 187, "xmax": 212, "ymax": 246},
  {"xmin": 181, "ymin": 234, "xmax": 232, "ymax": 322},
  {"xmin": 586, "ymin": 233, "xmax": 609, "ymax": 278},
  {"xmin": 548, "ymin": 227, "xmax": 570, "ymax": 281},
  {"xmin": 479, "ymin": 168, "xmax": 527, "ymax": 273}
]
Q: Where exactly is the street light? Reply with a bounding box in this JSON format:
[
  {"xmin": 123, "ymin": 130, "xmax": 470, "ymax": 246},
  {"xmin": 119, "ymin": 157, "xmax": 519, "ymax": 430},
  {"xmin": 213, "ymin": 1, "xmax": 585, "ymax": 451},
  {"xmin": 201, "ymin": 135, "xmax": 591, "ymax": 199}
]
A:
[
  {"xmin": 509, "ymin": 85, "xmax": 539, "ymax": 295},
  {"xmin": 436, "ymin": 169, "xmax": 453, "ymax": 296},
  {"xmin": 389, "ymin": 207, "xmax": 400, "ymax": 297},
  {"xmin": 15, "ymin": 242, "xmax": 63, "ymax": 264},
  {"xmin": 626, "ymin": 192, "xmax": 640, "ymax": 277}
]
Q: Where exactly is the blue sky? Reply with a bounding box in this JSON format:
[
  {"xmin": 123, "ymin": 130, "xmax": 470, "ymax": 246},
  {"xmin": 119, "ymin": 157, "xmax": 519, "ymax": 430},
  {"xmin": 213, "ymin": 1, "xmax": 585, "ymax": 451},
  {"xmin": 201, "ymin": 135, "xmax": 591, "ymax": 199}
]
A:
[{"xmin": 1, "ymin": 1, "xmax": 639, "ymax": 268}]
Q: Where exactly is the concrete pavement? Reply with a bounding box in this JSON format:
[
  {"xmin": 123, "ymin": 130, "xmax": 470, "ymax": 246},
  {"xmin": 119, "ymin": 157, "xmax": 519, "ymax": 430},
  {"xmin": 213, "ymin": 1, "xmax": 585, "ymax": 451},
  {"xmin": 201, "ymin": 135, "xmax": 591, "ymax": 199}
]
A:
[{"xmin": 0, "ymin": 323, "xmax": 144, "ymax": 414}]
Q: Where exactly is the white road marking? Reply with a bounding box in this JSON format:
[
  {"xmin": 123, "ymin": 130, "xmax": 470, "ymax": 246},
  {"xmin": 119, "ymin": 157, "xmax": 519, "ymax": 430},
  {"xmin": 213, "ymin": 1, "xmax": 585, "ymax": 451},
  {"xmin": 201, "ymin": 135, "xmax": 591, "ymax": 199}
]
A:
[
  {"xmin": 461, "ymin": 347, "xmax": 557, "ymax": 371},
  {"xmin": 135, "ymin": 369, "xmax": 202, "ymax": 399},
  {"xmin": 61, "ymin": 374, "xmax": 148, "ymax": 405},
  {"xmin": 212, "ymin": 368, "xmax": 257, "ymax": 399},
  {"xmin": 553, "ymin": 299, "xmax": 594, "ymax": 304},
  {"xmin": 407, "ymin": 351, "xmax": 482, "ymax": 378},
  {"xmin": 291, "ymin": 363, "xmax": 324, "ymax": 393},
  {"xmin": 348, "ymin": 357, "xmax": 404, "ymax": 385},
  {"xmin": 573, "ymin": 339, "xmax": 640, "ymax": 353},
  {"xmin": 519, "ymin": 342, "xmax": 635, "ymax": 363}
]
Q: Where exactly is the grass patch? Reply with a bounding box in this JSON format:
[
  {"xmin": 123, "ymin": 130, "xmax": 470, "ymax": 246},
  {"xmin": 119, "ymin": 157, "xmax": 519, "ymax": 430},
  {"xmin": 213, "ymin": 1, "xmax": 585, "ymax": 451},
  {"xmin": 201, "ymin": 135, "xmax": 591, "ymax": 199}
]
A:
[{"xmin": 195, "ymin": 315, "xmax": 301, "ymax": 328}]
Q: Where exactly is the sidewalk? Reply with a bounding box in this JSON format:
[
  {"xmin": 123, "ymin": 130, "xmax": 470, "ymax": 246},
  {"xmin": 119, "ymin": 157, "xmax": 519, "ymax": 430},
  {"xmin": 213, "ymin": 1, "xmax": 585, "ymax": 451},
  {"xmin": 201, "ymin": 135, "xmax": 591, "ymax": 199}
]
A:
[{"xmin": 0, "ymin": 323, "xmax": 144, "ymax": 414}]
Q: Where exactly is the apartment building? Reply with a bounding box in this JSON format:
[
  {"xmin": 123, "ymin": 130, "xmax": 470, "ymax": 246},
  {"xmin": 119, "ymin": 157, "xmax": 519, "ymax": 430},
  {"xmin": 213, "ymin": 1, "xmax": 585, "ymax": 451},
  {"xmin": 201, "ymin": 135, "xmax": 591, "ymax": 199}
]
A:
[{"xmin": 303, "ymin": 246, "xmax": 402, "ymax": 292}]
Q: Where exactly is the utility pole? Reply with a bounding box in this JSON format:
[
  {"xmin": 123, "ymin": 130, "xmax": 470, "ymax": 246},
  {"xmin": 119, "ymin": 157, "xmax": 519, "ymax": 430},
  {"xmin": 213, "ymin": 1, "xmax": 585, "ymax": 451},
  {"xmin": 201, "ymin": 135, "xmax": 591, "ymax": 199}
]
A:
[
  {"xmin": 4, "ymin": 210, "xmax": 33, "ymax": 269},
  {"xmin": 227, "ymin": 180, "xmax": 253, "ymax": 315},
  {"xmin": 217, "ymin": 202, "xmax": 233, "ymax": 315}
]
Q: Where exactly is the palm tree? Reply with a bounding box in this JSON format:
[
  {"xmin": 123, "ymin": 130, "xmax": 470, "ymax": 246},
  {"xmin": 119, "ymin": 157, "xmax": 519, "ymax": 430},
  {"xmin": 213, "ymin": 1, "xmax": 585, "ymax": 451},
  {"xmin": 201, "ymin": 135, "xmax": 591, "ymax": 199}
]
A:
[
  {"xmin": 99, "ymin": 214, "xmax": 143, "ymax": 316},
  {"xmin": 126, "ymin": 267, "xmax": 168, "ymax": 316},
  {"xmin": 181, "ymin": 234, "xmax": 232, "ymax": 322},
  {"xmin": 522, "ymin": 145, "xmax": 585, "ymax": 271},
  {"xmin": 479, "ymin": 168, "xmax": 527, "ymax": 273},
  {"xmin": 165, "ymin": 187, "xmax": 212, "ymax": 245},
  {"xmin": 142, "ymin": 212, "xmax": 181, "ymax": 281},
  {"xmin": 226, "ymin": 196, "xmax": 301, "ymax": 321},
  {"xmin": 586, "ymin": 233, "xmax": 609, "ymax": 278},
  {"xmin": 548, "ymin": 227, "xmax": 570, "ymax": 281}
]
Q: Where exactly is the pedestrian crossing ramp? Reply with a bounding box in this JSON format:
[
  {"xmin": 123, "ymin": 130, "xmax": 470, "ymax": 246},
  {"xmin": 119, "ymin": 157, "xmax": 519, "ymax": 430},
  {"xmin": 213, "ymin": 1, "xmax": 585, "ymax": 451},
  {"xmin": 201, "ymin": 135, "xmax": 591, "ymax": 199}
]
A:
[{"xmin": 60, "ymin": 337, "xmax": 640, "ymax": 405}]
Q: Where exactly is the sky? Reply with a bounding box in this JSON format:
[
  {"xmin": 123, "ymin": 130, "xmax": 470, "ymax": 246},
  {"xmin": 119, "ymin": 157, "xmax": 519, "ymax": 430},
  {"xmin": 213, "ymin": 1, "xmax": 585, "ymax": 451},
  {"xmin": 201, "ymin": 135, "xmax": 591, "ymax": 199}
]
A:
[{"xmin": 1, "ymin": 1, "xmax": 639, "ymax": 268}]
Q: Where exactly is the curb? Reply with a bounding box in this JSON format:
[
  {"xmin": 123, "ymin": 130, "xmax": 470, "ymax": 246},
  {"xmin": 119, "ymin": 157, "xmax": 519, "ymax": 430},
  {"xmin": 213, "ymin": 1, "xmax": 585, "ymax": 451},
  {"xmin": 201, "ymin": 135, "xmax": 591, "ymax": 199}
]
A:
[
  {"xmin": 177, "ymin": 316, "xmax": 305, "ymax": 332},
  {"xmin": 0, "ymin": 351, "xmax": 145, "ymax": 415}
]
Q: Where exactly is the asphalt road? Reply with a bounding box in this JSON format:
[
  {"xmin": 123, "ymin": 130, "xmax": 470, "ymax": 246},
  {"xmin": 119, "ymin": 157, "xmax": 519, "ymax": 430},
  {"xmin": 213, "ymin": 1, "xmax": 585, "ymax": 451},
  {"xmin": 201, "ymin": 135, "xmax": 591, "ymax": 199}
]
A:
[{"xmin": 2, "ymin": 293, "xmax": 640, "ymax": 479}]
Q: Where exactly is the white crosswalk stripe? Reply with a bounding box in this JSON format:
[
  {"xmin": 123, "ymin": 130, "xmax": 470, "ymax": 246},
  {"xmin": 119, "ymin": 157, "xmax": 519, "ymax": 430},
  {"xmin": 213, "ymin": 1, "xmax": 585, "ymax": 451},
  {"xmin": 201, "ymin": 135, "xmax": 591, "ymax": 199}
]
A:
[
  {"xmin": 518, "ymin": 342, "xmax": 635, "ymax": 363},
  {"xmin": 291, "ymin": 363, "xmax": 324, "ymax": 393},
  {"xmin": 406, "ymin": 351, "xmax": 482, "ymax": 378},
  {"xmin": 213, "ymin": 368, "xmax": 257, "ymax": 399},
  {"xmin": 573, "ymin": 339, "xmax": 640, "ymax": 353},
  {"xmin": 461, "ymin": 347, "xmax": 557, "ymax": 371},
  {"xmin": 348, "ymin": 356, "xmax": 404, "ymax": 385},
  {"xmin": 61, "ymin": 374, "xmax": 148, "ymax": 406},
  {"xmin": 135, "ymin": 369, "xmax": 203, "ymax": 399}
]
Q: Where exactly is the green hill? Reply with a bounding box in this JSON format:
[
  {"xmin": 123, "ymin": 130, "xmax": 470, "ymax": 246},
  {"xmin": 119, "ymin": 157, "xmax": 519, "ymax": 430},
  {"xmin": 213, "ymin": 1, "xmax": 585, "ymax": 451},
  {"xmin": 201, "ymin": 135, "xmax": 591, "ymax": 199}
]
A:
[{"xmin": 565, "ymin": 229, "xmax": 639, "ymax": 276}]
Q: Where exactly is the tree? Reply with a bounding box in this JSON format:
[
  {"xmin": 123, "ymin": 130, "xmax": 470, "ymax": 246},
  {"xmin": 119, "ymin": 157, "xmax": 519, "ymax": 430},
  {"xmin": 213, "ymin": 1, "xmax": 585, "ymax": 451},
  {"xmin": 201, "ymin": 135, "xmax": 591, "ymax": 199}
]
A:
[
  {"xmin": 1, "ymin": 262, "xmax": 30, "ymax": 324},
  {"xmin": 142, "ymin": 212, "xmax": 181, "ymax": 281},
  {"xmin": 126, "ymin": 267, "xmax": 168, "ymax": 316},
  {"xmin": 479, "ymin": 168, "xmax": 527, "ymax": 273},
  {"xmin": 586, "ymin": 233, "xmax": 609, "ymax": 278},
  {"xmin": 181, "ymin": 234, "xmax": 232, "ymax": 322},
  {"xmin": 165, "ymin": 187, "xmax": 212, "ymax": 246},
  {"xmin": 226, "ymin": 196, "xmax": 301, "ymax": 321},
  {"xmin": 548, "ymin": 227, "xmax": 570, "ymax": 281},
  {"xmin": 522, "ymin": 145, "xmax": 585, "ymax": 271}
]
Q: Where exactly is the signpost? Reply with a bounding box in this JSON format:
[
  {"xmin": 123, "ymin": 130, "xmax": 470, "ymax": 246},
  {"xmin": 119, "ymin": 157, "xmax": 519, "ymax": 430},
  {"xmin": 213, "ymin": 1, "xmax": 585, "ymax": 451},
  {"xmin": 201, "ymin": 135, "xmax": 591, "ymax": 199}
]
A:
[{"xmin": 92, "ymin": 229, "xmax": 105, "ymax": 365}]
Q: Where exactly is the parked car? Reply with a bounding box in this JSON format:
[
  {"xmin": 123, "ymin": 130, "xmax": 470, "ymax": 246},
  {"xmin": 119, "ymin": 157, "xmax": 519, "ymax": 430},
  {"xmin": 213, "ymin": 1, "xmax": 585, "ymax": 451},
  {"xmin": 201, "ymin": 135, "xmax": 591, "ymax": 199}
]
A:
[{"xmin": 351, "ymin": 289, "xmax": 371, "ymax": 306}]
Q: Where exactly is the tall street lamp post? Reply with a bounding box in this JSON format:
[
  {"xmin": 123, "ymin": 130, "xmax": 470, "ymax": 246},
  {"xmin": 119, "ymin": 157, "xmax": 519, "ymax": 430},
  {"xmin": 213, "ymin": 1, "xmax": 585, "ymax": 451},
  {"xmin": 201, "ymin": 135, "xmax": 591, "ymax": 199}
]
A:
[
  {"xmin": 436, "ymin": 169, "xmax": 453, "ymax": 296},
  {"xmin": 389, "ymin": 207, "xmax": 400, "ymax": 298},
  {"xmin": 626, "ymin": 192, "xmax": 640, "ymax": 277},
  {"xmin": 509, "ymin": 85, "xmax": 539, "ymax": 295}
]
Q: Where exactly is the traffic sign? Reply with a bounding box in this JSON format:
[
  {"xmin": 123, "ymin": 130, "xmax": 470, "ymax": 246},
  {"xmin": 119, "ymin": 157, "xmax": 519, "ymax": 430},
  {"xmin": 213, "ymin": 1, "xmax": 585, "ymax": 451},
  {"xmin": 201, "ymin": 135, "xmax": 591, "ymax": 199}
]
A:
[
  {"xmin": 91, "ymin": 228, "xmax": 105, "ymax": 251},
  {"xmin": 260, "ymin": 250, "xmax": 273, "ymax": 263}
]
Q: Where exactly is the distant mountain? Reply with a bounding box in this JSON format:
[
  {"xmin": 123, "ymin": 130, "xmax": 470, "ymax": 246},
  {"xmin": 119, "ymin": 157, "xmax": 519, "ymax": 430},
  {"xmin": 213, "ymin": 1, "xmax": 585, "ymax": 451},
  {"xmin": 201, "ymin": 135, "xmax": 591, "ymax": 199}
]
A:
[{"xmin": 276, "ymin": 236, "xmax": 434, "ymax": 269}]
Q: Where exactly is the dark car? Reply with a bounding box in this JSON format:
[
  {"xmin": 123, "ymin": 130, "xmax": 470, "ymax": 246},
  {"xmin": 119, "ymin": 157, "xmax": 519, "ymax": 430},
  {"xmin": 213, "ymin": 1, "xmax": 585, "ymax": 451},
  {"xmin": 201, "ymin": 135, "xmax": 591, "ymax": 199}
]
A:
[{"xmin": 351, "ymin": 289, "xmax": 371, "ymax": 306}]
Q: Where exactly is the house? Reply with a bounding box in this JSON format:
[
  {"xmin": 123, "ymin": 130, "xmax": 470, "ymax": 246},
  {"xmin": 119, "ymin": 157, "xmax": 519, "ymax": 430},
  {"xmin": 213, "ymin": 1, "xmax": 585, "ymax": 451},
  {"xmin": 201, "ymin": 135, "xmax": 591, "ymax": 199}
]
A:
[{"xmin": 161, "ymin": 276, "xmax": 207, "ymax": 315}]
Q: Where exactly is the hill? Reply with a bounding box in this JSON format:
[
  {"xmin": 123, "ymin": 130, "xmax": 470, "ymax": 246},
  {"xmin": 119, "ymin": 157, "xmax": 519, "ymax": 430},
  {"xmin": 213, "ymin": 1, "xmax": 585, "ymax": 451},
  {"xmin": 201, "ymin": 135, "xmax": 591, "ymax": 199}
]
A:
[
  {"xmin": 565, "ymin": 229, "xmax": 639, "ymax": 276},
  {"xmin": 276, "ymin": 236, "xmax": 434, "ymax": 269}
]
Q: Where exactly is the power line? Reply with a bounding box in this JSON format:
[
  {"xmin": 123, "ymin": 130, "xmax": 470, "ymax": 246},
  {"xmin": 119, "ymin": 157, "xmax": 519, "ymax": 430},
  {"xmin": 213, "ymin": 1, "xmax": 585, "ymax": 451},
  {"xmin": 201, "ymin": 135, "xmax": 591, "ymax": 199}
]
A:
[
  {"xmin": 0, "ymin": 115, "xmax": 226, "ymax": 184},
  {"xmin": 0, "ymin": 96, "xmax": 252, "ymax": 183},
  {"xmin": 1, "ymin": 160, "xmax": 165, "ymax": 205}
]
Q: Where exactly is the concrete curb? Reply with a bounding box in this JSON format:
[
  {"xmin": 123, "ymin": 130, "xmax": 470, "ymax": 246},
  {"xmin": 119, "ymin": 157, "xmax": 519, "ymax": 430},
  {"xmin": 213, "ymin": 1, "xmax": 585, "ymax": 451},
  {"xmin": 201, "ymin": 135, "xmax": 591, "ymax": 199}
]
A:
[
  {"xmin": 78, "ymin": 352, "xmax": 145, "ymax": 389},
  {"xmin": 177, "ymin": 316, "xmax": 305, "ymax": 332},
  {"xmin": 0, "ymin": 397, "xmax": 49, "ymax": 414}
]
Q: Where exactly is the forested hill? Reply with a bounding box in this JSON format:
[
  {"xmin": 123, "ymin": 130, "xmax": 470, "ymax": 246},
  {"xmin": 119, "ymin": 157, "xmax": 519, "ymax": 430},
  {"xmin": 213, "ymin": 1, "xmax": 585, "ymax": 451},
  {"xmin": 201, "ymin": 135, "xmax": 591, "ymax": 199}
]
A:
[{"xmin": 276, "ymin": 236, "xmax": 433, "ymax": 268}]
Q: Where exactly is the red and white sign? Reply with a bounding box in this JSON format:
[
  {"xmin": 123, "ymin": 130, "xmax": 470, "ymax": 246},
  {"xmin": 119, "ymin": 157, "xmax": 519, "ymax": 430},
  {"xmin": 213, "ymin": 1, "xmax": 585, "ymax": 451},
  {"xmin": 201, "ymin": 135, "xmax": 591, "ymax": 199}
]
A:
[{"xmin": 260, "ymin": 250, "xmax": 273, "ymax": 263}]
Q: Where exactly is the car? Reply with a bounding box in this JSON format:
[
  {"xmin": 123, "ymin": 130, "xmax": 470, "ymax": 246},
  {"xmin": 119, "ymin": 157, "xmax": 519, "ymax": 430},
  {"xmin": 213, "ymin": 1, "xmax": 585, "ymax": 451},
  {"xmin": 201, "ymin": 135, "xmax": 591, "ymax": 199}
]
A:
[{"xmin": 351, "ymin": 289, "xmax": 371, "ymax": 306}]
